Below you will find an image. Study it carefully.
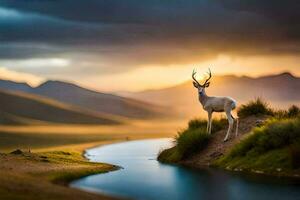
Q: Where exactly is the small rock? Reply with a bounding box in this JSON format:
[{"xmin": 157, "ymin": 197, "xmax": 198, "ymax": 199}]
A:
[
  {"xmin": 252, "ymin": 169, "xmax": 264, "ymax": 174},
  {"xmin": 276, "ymin": 168, "xmax": 282, "ymax": 172},
  {"xmin": 209, "ymin": 151, "xmax": 223, "ymax": 158},
  {"xmin": 234, "ymin": 168, "xmax": 243, "ymax": 172},
  {"xmin": 40, "ymin": 156, "xmax": 48, "ymax": 159},
  {"xmin": 255, "ymin": 120, "xmax": 265, "ymax": 127},
  {"xmin": 10, "ymin": 149, "xmax": 23, "ymax": 155}
]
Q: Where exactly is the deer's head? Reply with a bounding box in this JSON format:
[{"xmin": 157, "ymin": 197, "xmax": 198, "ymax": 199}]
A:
[{"xmin": 192, "ymin": 68, "xmax": 212, "ymax": 95}]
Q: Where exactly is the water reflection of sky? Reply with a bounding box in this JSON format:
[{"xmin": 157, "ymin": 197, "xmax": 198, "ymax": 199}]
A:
[{"xmin": 71, "ymin": 139, "xmax": 300, "ymax": 200}]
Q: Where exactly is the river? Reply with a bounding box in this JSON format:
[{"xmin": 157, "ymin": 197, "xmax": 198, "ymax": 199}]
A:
[{"xmin": 71, "ymin": 138, "xmax": 300, "ymax": 200}]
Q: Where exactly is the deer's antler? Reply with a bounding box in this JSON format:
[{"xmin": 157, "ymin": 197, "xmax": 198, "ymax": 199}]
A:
[
  {"xmin": 192, "ymin": 69, "xmax": 201, "ymax": 86},
  {"xmin": 202, "ymin": 68, "xmax": 212, "ymax": 87}
]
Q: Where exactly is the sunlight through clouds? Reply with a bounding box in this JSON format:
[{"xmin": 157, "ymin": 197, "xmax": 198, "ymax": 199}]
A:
[
  {"xmin": 0, "ymin": 58, "xmax": 71, "ymax": 69},
  {"xmin": 0, "ymin": 67, "xmax": 44, "ymax": 86}
]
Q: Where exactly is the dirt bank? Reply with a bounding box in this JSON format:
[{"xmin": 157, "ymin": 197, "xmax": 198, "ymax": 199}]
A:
[{"xmin": 179, "ymin": 116, "xmax": 267, "ymax": 168}]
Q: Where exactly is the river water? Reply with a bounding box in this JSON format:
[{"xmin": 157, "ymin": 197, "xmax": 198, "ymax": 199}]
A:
[{"xmin": 71, "ymin": 138, "xmax": 300, "ymax": 200}]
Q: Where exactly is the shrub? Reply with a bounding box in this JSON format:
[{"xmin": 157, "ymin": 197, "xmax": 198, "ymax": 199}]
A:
[
  {"xmin": 237, "ymin": 98, "xmax": 274, "ymax": 118},
  {"xmin": 188, "ymin": 119, "xmax": 207, "ymax": 129},
  {"xmin": 289, "ymin": 143, "xmax": 300, "ymax": 169},
  {"xmin": 273, "ymin": 105, "xmax": 300, "ymax": 119},
  {"xmin": 175, "ymin": 127, "xmax": 210, "ymax": 159},
  {"xmin": 158, "ymin": 117, "xmax": 226, "ymax": 162},
  {"xmin": 228, "ymin": 117, "xmax": 300, "ymax": 159},
  {"xmin": 157, "ymin": 147, "xmax": 182, "ymax": 163},
  {"xmin": 188, "ymin": 118, "xmax": 227, "ymax": 133},
  {"xmin": 287, "ymin": 105, "xmax": 300, "ymax": 118}
]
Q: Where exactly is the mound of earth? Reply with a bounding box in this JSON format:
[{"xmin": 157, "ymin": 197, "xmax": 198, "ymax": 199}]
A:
[{"xmin": 180, "ymin": 116, "xmax": 268, "ymax": 168}]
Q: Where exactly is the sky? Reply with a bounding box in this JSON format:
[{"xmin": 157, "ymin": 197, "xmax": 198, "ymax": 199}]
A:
[{"xmin": 0, "ymin": 0, "xmax": 299, "ymax": 91}]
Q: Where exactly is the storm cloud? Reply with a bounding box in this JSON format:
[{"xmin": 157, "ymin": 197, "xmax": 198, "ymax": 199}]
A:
[{"xmin": 0, "ymin": 0, "xmax": 299, "ymax": 76}]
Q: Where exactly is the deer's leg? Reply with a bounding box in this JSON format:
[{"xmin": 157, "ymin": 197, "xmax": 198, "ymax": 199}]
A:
[
  {"xmin": 224, "ymin": 111, "xmax": 234, "ymax": 142},
  {"xmin": 208, "ymin": 112, "xmax": 213, "ymax": 134},
  {"xmin": 207, "ymin": 112, "xmax": 212, "ymax": 134}
]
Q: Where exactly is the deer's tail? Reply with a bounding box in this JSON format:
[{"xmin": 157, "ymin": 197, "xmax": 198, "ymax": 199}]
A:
[{"xmin": 231, "ymin": 114, "xmax": 239, "ymax": 137}]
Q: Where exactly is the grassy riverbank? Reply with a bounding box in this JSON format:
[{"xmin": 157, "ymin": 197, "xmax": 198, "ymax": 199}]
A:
[
  {"xmin": 0, "ymin": 121, "xmax": 175, "ymax": 200},
  {"xmin": 213, "ymin": 116, "xmax": 300, "ymax": 177},
  {"xmin": 0, "ymin": 150, "xmax": 119, "ymax": 200},
  {"xmin": 158, "ymin": 118, "xmax": 226, "ymax": 163},
  {"xmin": 158, "ymin": 98, "xmax": 300, "ymax": 178}
]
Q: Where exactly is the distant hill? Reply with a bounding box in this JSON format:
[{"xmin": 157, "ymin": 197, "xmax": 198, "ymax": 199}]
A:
[
  {"xmin": 0, "ymin": 79, "xmax": 170, "ymax": 119},
  {"xmin": 122, "ymin": 72, "xmax": 300, "ymax": 118},
  {"xmin": 0, "ymin": 90, "xmax": 121, "ymax": 125},
  {"xmin": 0, "ymin": 80, "xmax": 32, "ymax": 92}
]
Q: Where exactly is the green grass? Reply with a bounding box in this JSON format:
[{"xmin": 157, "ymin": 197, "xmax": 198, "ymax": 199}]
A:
[
  {"xmin": 214, "ymin": 116, "xmax": 300, "ymax": 173},
  {"xmin": 42, "ymin": 151, "xmax": 118, "ymax": 184},
  {"xmin": 158, "ymin": 118, "xmax": 226, "ymax": 163},
  {"xmin": 176, "ymin": 127, "xmax": 210, "ymax": 159},
  {"xmin": 238, "ymin": 98, "xmax": 300, "ymax": 119},
  {"xmin": 0, "ymin": 150, "xmax": 118, "ymax": 200},
  {"xmin": 238, "ymin": 98, "xmax": 274, "ymax": 118},
  {"xmin": 273, "ymin": 105, "xmax": 300, "ymax": 119}
]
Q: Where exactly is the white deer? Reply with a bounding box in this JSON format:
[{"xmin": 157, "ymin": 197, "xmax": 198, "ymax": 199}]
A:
[{"xmin": 192, "ymin": 68, "xmax": 238, "ymax": 142}]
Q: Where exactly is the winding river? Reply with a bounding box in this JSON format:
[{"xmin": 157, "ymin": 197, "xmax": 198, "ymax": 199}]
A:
[{"xmin": 71, "ymin": 138, "xmax": 300, "ymax": 200}]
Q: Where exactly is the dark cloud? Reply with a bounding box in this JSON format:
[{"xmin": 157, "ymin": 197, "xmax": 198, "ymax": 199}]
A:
[{"xmin": 0, "ymin": 0, "xmax": 299, "ymax": 76}]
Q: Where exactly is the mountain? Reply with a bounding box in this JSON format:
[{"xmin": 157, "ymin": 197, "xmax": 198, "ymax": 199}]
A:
[
  {"xmin": 0, "ymin": 80, "xmax": 32, "ymax": 92},
  {"xmin": 122, "ymin": 72, "xmax": 300, "ymax": 118},
  {"xmin": 0, "ymin": 89, "xmax": 121, "ymax": 125},
  {"xmin": 0, "ymin": 79, "xmax": 170, "ymax": 119}
]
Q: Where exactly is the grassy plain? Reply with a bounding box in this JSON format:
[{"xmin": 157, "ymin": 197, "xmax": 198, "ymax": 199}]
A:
[{"xmin": 0, "ymin": 119, "xmax": 177, "ymax": 200}]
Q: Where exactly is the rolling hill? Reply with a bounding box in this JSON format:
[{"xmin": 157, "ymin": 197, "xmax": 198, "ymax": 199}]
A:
[
  {"xmin": 0, "ymin": 80, "xmax": 170, "ymax": 119},
  {"xmin": 122, "ymin": 72, "xmax": 300, "ymax": 118},
  {"xmin": 0, "ymin": 90, "xmax": 121, "ymax": 125}
]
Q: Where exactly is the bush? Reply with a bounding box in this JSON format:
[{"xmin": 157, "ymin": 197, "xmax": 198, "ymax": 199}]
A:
[
  {"xmin": 188, "ymin": 119, "xmax": 207, "ymax": 129},
  {"xmin": 175, "ymin": 127, "xmax": 210, "ymax": 159},
  {"xmin": 188, "ymin": 118, "xmax": 227, "ymax": 133},
  {"xmin": 157, "ymin": 147, "xmax": 182, "ymax": 163},
  {"xmin": 215, "ymin": 116, "xmax": 300, "ymax": 171},
  {"xmin": 289, "ymin": 143, "xmax": 300, "ymax": 169},
  {"xmin": 287, "ymin": 105, "xmax": 300, "ymax": 118},
  {"xmin": 273, "ymin": 105, "xmax": 300, "ymax": 119},
  {"xmin": 175, "ymin": 118, "xmax": 226, "ymax": 159},
  {"xmin": 238, "ymin": 98, "xmax": 274, "ymax": 118},
  {"xmin": 228, "ymin": 117, "xmax": 300, "ymax": 159},
  {"xmin": 158, "ymin": 117, "xmax": 226, "ymax": 162}
]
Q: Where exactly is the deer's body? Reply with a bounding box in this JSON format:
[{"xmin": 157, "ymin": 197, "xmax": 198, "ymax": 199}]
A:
[
  {"xmin": 192, "ymin": 69, "xmax": 238, "ymax": 142},
  {"xmin": 199, "ymin": 94, "xmax": 236, "ymax": 113}
]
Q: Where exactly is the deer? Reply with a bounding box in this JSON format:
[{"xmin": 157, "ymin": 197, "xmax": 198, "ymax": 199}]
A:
[{"xmin": 192, "ymin": 68, "xmax": 238, "ymax": 142}]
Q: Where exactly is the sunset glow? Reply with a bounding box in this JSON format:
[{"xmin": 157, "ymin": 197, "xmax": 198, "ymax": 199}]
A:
[{"xmin": 0, "ymin": 1, "xmax": 299, "ymax": 92}]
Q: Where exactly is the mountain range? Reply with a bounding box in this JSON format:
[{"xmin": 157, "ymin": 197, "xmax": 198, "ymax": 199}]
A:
[
  {"xmin": 1, "ymin": 72, "xmax": 299, "ymax": 124},
  {"xmin": 0, "ymin": 89, "xmax": 121, "ymax": 125},
  {"xmin": 121, "ymin": 72, "xmax": 300, "ymax": 118},
  {"xmin": 0, "ymin": 79, "xmax": 171, "ymax": 125}
]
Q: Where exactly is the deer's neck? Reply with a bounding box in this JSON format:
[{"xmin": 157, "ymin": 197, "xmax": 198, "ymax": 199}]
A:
[{"xmin": 198, "ymin": 89, "xmax": 209, "ymax": 106}]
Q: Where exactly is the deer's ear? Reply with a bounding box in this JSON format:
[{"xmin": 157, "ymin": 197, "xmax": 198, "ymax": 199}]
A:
[
  {"xmin": 193, "ymin": 81, "xmax": 198, "ymax": 88},
  {"xmin": 205, "ymin": 82, "xmax": 210, "ymax": 87}
]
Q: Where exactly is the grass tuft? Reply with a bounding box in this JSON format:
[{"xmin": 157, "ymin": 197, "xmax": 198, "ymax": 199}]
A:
[
  {"xmin": 238, "ymin": 98, "xmax": 274, "ymax": 118},
  {"xmin": 176, "ymin": 127, "xmax": 210, "ymax": 159},
  {"xmin": 287, "ymin": 105, "xmax": 300, "ymax": 118},
  {"xmin": 158, "ymin": 118, "xmax": 226, "ymax": 163},
  {"xmin": 215, "ymin": 116, "xmax": 300, "ymax": 172}
]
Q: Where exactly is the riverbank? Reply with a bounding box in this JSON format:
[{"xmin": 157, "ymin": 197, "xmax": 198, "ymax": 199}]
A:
[
  {"xmin": 0, "ymin": 121, "xmax": 176, "ymax": 199},
  {"xmin": 159, "ymin": 116, "xmax": 300, "ymax": 179},
  {"xmin": 158, "ymin": 115, "xmax": 265, "ymax": 166},
  {"xmin": 0, "ymin": 149, "xmax": 122, "ymax": 200},
  {"xmin": 158, "ymin": 100, "xmax": 300, "ymax": 179}
]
